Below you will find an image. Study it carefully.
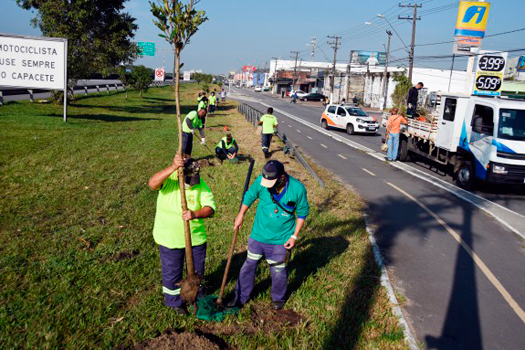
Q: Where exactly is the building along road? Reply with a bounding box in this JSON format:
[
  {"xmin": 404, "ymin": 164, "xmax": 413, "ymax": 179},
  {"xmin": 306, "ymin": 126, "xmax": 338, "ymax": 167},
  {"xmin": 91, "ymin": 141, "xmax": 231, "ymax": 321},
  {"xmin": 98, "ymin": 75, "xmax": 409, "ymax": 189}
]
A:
[{"xmin": 229, "ymin": 87, "xmax": 525, "ymax": 350}]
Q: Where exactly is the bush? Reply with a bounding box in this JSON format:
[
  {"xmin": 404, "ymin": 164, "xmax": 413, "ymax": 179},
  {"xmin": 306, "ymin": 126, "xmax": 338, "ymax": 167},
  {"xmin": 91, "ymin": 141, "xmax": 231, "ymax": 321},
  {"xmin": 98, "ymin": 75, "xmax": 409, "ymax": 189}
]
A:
[{"xmin": 131, "ymin": 65, "xmax": 153, "ymax": 97}]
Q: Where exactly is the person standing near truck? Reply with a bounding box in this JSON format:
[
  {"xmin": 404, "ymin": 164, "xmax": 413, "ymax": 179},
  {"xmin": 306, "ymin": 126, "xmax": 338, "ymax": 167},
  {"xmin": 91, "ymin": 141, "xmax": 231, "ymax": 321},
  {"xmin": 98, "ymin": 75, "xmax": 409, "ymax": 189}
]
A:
[
  {"xmin": 258, "ymin": 107, "xmax": 278, "ymax": 158},
  {"xmin": 407, "ymin": 82, "xmax": 424, "ymax": 117},
  {"xmin": 386, "ymin": 108, "xmax": 408, "ymax": 162}
]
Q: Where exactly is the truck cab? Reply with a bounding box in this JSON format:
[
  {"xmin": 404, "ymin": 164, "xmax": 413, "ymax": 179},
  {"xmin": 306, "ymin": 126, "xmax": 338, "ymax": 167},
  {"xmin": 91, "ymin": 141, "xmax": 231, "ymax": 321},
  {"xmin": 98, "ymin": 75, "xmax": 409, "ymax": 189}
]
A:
[{"xmin": 320, "ymin": 104, "xmax": 379, "ymax": 135}]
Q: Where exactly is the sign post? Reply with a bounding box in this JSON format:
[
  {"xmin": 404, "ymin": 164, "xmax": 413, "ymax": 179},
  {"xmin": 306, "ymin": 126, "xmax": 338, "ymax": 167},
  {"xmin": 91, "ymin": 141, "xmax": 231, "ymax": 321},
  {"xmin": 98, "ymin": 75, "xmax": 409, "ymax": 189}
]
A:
[{"xmin": 0, "ymin": 33, "xmax": 68, "ymax": 121}]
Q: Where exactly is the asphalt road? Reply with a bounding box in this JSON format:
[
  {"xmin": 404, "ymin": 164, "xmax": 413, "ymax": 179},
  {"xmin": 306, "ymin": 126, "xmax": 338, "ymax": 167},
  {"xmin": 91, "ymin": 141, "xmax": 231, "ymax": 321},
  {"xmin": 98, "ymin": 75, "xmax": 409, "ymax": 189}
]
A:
[{"xmin": 230, "ymin": 87, "xmax": 525, "ymax": 350}]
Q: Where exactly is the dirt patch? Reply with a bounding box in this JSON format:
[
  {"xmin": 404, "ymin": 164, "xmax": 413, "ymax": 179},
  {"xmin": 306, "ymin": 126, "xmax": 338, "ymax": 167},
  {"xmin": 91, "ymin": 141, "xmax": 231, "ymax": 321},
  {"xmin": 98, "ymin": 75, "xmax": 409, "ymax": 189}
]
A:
[
  {"xmin": 131, "ymin": 329, "xmax": 228, "ymax": 350},
  {"xmin": 111, "ymin": 250, "xmax": 140, "ymax": 262},
  {"xmin": 200, "ymin": 303, "xmax": 306, "ymax": 336},
  {"xmin": 180, "ymin": 275, "xmax": 201, "ymax": 304}
]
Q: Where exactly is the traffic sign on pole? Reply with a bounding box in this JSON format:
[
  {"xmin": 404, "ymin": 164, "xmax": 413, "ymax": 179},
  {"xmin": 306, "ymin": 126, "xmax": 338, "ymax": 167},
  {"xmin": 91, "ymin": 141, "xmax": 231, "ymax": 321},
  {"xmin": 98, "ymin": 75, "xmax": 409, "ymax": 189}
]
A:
[
  {"xmin": 137, "ymin": 42, "xmax": 156, "ymax": 57},
  {"xmin": 154, "ymin": 68, "xmax": 165, "ymax": 82}
]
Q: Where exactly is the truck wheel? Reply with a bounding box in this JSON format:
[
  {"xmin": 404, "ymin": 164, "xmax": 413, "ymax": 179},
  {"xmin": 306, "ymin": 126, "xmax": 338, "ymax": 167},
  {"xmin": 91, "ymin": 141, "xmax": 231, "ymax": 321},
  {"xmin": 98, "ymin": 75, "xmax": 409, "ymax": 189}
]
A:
[
  {"xmin": 455, "ymin": 160, "xmax": 475, "ymax": 190},
  {"xmin": 321, "ymin": 119, "xmax": 329, "ymax": 130},
  {"xmin": 398, "ymin": 138, "xmax": 409, "ymax": 162},
  {"xmin": 346, "ymin": 124, "xmax": 355, "ymax": 135}
]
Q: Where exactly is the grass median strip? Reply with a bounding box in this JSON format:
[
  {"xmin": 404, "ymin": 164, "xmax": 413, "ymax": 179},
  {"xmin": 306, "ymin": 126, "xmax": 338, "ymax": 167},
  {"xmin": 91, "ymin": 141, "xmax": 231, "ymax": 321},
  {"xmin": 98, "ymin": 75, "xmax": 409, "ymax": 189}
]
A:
[{"xmin": 0, "ymin": 84, "xmax": 407, "ymax": 349}]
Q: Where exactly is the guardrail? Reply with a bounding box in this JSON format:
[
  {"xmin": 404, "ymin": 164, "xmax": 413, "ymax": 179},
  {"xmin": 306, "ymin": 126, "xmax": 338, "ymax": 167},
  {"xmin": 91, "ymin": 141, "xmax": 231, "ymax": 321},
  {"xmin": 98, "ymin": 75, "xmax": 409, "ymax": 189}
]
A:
[{"xmin": 237, "ymin": 103, "xmax": 326, "ymax": 188}]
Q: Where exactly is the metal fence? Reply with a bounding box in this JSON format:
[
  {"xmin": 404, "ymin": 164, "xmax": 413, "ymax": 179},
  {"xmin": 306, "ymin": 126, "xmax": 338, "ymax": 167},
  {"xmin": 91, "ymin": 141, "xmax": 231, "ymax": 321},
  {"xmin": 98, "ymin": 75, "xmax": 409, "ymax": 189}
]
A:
[{"xmin": 237, "ymin": 103, "xmax": 325, "ymax": 188}]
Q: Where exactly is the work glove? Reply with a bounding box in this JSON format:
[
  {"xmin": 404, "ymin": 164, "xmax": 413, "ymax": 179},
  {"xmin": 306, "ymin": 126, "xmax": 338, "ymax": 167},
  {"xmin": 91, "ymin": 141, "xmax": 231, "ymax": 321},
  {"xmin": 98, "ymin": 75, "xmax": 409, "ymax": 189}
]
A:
[
  {"xmin": 201, "ymin": 138, "xmax": 206, "ymax": 145},
  {"xmin": 190, "ymin": 129, "xmax": 195, "ymax": 134},
  {"xmin": 408, "ymin": 103, "xmax": 412, "ymax": 109}
]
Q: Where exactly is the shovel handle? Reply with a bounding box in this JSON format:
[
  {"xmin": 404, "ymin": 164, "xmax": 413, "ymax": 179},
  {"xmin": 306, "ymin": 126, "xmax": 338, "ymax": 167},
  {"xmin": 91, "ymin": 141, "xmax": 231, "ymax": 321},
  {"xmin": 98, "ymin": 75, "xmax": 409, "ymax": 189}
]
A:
[{"xmin": 217, "ymin": 226, "xmax": 239, "ymax": 305}]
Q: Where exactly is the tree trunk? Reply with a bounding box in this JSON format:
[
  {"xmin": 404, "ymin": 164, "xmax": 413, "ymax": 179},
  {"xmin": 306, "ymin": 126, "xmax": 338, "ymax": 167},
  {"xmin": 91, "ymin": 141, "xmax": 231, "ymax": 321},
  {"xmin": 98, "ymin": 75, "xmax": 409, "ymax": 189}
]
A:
[{"xmin": 175, "ymin": 50, "xmax": 195, "ymax": 277}]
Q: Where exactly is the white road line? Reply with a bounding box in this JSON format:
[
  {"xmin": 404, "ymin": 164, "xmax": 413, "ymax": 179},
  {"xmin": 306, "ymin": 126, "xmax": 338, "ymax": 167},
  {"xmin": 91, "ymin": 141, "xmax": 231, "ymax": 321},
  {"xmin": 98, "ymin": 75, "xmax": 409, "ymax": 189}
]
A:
[
  {"xmin": 288, "ymin": 124, "xmax": 292, "ymax": 127},
  {"xmin": 362, "ymin": 168, "xmax": 376, "ymax": 176},
  {"xmin": 387, "ymin": 181, "xmax": 525, "ymax": 325},
  {"xmin": 297, "ymin": 129, "xmax": 301, "ymax": 133},
  {"xmin": 320, "ymin": 143, "xmax": 328, "ymax": 148},
  {"xmin": 338, "ymin": 154, "xmax": 347, "ymax": 160},
  {"xmin": 307, "ymin": 136, "xmax": 313, "ymax": 140},
  {"xmin": 258, "ymin": 102, "xmax": 525, "ymax": 238}
]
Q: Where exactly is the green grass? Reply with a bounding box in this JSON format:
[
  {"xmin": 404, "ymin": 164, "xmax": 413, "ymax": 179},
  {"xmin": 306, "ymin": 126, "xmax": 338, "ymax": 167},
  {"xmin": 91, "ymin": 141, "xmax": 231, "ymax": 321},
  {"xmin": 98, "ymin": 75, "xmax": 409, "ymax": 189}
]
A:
[{"xmin": 0, "ymin": 85, "xmax": 407, "ymax": 349}]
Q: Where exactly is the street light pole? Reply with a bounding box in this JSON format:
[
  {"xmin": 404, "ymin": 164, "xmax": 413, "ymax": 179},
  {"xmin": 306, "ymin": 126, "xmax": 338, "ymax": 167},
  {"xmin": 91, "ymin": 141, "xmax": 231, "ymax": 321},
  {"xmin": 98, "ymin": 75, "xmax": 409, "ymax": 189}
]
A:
[{"xmin": 366, "ymin": 22, "xmax": 392, "ymax": 110}]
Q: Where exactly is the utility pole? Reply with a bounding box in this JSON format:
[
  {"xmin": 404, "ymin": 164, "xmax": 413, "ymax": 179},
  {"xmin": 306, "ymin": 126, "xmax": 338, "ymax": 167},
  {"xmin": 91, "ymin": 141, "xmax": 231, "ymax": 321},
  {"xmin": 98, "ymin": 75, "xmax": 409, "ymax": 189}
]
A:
[
  {"xmin": 399, "ymin": 1, "xmax": 422, "ymax": 85},
  {"xmin": 310, "ymin": 37, "xmax": 317, "ymax": 61},
  {"xmin": 290, "ymin": 51, "xmax": 300, "ymax": 92},
  {"xmin": 327, "ymin": 35, "xmax": 341, "ymax": 100},
  {"xmin": 382, "ymin": 30, "xmax": 392, "ymax": 110}
]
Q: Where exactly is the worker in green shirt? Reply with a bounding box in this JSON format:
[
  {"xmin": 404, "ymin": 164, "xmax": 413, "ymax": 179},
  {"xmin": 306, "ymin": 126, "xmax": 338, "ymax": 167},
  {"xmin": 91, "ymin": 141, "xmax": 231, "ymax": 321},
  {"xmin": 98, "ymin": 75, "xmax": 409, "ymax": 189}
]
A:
[
  {"xmin": 215, "ymin": 132, "xmax": 239, "ymax": 161},
  {"xmin": 182, "ymin": 109, "xmax": 207, "ymax": 158},
  {"xmin": 198, "ymin": 96, "xmax": 208, "ymax": 127},
  {"xmin": 208, "ymin": 92, "xmax": 217, "ymax": 115},
  {"xmin": 258, "ymin": 107, "xmax": 278, "ymax": 158},
  {"xmin": 148, "ymin": 155, "xmax": 216, "ymax": 315},
  {"xmin": 229, "ymin": 160, "xmax": 309, "ymax": 310}
]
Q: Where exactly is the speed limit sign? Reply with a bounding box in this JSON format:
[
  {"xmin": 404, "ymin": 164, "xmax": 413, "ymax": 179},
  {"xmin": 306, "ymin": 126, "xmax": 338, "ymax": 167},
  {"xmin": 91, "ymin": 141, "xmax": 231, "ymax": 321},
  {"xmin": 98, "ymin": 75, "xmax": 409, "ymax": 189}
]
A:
[
  {"xmin": 473, "ymin": 51, "xmax": 507, "ymax": 97},
  {"xmin": 154, "ymin": 68, "xmax": 165, "ymax": 82}
]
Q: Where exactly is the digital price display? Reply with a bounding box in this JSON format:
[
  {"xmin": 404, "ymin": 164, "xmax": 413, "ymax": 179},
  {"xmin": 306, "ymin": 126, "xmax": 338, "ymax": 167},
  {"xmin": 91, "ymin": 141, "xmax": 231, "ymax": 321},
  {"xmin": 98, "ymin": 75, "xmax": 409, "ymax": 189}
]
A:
[{"xmin": 473, "ymin": 52, "xmax": 508, "ymax": 97}]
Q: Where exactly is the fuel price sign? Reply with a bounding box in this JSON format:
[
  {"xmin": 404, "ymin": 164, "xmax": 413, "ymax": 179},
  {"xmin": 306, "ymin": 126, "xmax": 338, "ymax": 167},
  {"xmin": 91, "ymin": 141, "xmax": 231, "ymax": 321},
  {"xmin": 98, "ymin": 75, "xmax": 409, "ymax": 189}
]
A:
[{"xmin": 473, "ymin": 51, "xmax": 508, "ymax": 97}]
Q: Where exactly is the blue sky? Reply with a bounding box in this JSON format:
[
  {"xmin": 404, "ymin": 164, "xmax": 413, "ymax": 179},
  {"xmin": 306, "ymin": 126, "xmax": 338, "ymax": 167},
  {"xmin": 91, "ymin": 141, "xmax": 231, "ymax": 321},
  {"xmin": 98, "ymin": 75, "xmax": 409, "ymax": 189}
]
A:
[{"xmin": 1, "ymin": 0, "xmax": 523, "ymax": 74}]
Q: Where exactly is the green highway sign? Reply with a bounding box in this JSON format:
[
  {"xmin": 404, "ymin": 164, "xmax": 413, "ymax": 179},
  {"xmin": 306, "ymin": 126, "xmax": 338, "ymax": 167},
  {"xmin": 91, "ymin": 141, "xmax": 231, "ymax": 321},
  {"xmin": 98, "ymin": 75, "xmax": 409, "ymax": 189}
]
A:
[{"xmin": 137, "ymin": 42, "xmax": 156, "ymax": 57}]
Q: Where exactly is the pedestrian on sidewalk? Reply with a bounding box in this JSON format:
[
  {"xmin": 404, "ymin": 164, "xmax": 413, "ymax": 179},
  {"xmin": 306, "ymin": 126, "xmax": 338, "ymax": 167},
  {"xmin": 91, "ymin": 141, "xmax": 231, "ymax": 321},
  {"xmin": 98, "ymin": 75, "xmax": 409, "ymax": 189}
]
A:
[
  {"xmin": 229, "ymin": 160, "xmax": 310, "ymax": 310},
  {"xmin": 148, "ymin": 156, "xmax": 216, "ymax": 315},
  {"xmin": 386, "ymin": 108, "xmax": 408, "ymax": 162},
  {"xmin": 281, "ymin": 90, "xmax": 285, "ymax": 98},
  {"xmin": 215, "ymin": 132, "xmax": 239, "ymax": 161},
  {"xmin": 407, "ymin": 82, "xmax": 424, "ymax": 118},
  {"xmin": 182, "ymin": 109, "xmax": 207, "ymax": 158},
  {"xmin": 352, "ymin": 96, "xmax": 358, "ymax": 105},
  {"xmin": 258, "ymin": 107, "xmax": 278, "ymax": 158},
  {"xmin": 220, "ymin": 89, "xmax": 226, "ymax": 103}
]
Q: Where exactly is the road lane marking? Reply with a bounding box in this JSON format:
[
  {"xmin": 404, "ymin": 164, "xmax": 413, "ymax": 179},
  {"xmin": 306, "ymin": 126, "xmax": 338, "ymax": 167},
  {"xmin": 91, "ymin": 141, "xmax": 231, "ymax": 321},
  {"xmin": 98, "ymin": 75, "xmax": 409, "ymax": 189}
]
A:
[
  {"xmin": 320, "ymin": 143, "xmax": 328, "ymax": 148},
  {"xmin": 257, "ymin": 102, "xmax": 525, "ymax": 238},
  {"xmin": 386, "ymin": 181, "xmax": 525, "ymax": 325},
  {"xmin": 307, "ymin": 136, "xmax": 313, "ymax": 140},
  {"xmin": 297, "ymin": 129, "xmax": 301, "ymax": 133},
  {"xmin": 338, "ymin": 154, "xmax": 347, "ymax": 160},
  {"xmin": 288, "ymin": 124, "xmax": 292, "ymax": 127},
  {"xmin": 362, "ymin": 168, "xmax": 376, "ymax": 176}
]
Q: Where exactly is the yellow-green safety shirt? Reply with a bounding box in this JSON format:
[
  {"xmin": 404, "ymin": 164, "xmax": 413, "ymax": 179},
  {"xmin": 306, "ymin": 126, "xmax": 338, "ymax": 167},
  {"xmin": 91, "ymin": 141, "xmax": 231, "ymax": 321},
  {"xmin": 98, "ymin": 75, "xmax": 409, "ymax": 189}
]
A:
[
  {"xmin": 182, "ymin": 111, "xmax": 202, "ymax": 133},
  {"xmin": 209, "ymin": 95, "xmax": 217, "ymax": 105},
  {"xmin": 260, "ymin": 114, "xmax": 278, "ymax": 134},
  {"xmin": 152, "ymin": 173, "xmax": 216, "ymax": 249}
]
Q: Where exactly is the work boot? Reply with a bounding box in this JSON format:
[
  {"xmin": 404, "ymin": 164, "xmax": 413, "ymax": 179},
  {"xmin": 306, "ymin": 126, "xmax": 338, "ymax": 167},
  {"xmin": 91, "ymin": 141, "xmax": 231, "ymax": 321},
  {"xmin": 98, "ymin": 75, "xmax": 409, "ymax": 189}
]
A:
[
  {"xmin": 172, "ymin": 306, "xmax": 188, "ymax": 315},
  {"xmin": 272, "ymin": 301, "xmax": 285, "ymax": 310},
  {"xmin": 226, "ymin": 299, "xmax": 244, "ymax": 309}
]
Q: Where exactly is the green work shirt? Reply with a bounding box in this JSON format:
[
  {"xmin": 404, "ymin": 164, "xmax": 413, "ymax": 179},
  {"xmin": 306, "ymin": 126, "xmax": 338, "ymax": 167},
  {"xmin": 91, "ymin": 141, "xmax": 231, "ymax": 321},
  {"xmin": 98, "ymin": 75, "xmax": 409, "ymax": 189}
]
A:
[
  {"xmin": 216, "ymin": 136, "xmax": 235, "ymax": 149},
  {"xmin": 182, "ymin": 111, "xmax": 202, "ymax": 133},
  {"xmin": 260, "ymin": 114, "xmax": 278, "ymax": 134},
  {"xmin": 243, "ymin": 175, "xmax": 309, "ymax": 245},
  {"xmin": 198, "ymin": 100, "xmax": 207, "ymax": 111},
  {"xmin": 209, "ymin": 95, "xmax": 217, "ymax": 105},
  {"xmin": 153, "ymin": 173, "xmax": 216, "ymax": 249}
]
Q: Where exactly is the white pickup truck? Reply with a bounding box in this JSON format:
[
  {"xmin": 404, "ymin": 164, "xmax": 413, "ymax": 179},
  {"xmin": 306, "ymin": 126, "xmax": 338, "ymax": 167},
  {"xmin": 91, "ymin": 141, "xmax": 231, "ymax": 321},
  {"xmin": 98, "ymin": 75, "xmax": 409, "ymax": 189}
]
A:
[
  {"xmin": 397, "ymin": 93, "xmax": 525, "ymax": 189},
  {"xmin": 320, "ymin": 104, "xmax": 379, "ymax": 135}
]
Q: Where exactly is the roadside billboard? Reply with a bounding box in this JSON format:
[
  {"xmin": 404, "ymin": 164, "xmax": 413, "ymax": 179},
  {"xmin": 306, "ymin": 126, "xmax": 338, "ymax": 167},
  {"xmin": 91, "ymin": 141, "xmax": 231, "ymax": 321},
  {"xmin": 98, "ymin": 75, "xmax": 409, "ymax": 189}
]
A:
[
  {"xmin": 453, "ymin": 36, "xmax": 482, "ymax": 55},
  {"xmin": 350, "ymin": 50, "xmax": 387, "ymax": 66},
  {"xmin": 517, "ymin": 56, "xmax": 525, "ymax": 72},
  {"xmin": 0, "ymin": 34, "xmax": 67, "ymax": 90},
  {"xmin": 154, "ymin": 68, "xmax": 165, "ymax": 81},
  {"xmin": 454, "ymin": 1, "xmax": 491, "ymax": 38},
  {"xmin": 243, "ymin": 65, "xmax": 256, "ymax": 72},
  {"xmin": 473, "ymin": 51, "xmax": 507, "ymax": 97}
]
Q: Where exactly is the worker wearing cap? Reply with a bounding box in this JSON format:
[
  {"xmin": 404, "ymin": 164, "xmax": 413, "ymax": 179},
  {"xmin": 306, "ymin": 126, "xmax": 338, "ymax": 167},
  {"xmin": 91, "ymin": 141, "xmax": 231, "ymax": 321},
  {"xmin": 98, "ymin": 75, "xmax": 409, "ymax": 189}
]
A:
[
  {"xmin": 230, "ymin": 160, "xmax": 309, "ymax": 310},
  {"xmin": 215, "ymin": 133, "xmax": 239, "ymax": 161},
  {"xmin": 258, "ymin": 107, "xmax": 278, "ymax": 157},
  {"xmin": 182, "ymin": 109, "xmax": 207, "ymax": 158},
  {"xmin": 208, "ymin": 92, "xmax": 217, "ymax": 115},
  {"xmin": 148, "ymin": 155, "xmax": 216, "ymax": 315}
]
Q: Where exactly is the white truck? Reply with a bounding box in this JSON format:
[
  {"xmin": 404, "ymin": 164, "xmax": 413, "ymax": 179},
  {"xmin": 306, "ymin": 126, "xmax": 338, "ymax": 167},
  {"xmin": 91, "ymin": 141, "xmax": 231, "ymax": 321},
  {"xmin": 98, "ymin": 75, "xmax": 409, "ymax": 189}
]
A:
[
  {"xmin": 321, "ymin": 104, "xmax": 379, "ymax": 135},
  {"xmin": 397, "ymin": 93, "xmax": 525, "ymax": 189}
]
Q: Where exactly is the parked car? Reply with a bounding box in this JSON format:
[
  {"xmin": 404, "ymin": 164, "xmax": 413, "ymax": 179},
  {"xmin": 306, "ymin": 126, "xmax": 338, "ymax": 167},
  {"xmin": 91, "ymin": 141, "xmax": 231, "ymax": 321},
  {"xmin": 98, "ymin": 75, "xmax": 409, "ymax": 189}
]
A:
[
  {"xmin": 263, "ymin": 86, "xmax": 270, "ymax": 91},
  {"xmin": 320, "ymin": 104, "xmax": 379, "ymax": 135},
  {"xmin": 302, "ymin": 92, "xmax": 326, "ymax": 101},
  {"xmin": 287, "ymin": 90, "xmax": 306, "ymax": 97},
  {"xmin": 254, "ymin": 86, "xmax": 262, "ymax": 92}
]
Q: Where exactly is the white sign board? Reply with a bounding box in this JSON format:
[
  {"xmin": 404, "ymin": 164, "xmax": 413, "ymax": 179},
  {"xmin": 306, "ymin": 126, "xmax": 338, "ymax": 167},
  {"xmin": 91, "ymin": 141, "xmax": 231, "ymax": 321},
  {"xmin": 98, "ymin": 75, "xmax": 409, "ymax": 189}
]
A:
[
  {"xmin": 183, "ymin": 71, "xmax": 191, "ymax": 81},
  {"xmin": 154, "ymin": 68, "xmax": 165, "ymax": 82},
  {"xmin": 473, "ymin": 51, "xmax": 508, "ymax": 97},
  {"xmin": 0, "ymin": 34, "xmax": 67, "ymax": 90}
]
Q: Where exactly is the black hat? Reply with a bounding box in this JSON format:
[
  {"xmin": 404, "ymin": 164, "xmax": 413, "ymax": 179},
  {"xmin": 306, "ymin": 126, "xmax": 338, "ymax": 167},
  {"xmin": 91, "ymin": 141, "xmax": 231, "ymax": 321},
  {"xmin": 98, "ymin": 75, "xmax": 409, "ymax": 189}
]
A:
[
  {"xmin": 261, "ymin": 160, "xmax": 285, "ymax": 188},
  {"xmin": 184, "ymin": 159, "xmax": 201, "ymax": 186}
]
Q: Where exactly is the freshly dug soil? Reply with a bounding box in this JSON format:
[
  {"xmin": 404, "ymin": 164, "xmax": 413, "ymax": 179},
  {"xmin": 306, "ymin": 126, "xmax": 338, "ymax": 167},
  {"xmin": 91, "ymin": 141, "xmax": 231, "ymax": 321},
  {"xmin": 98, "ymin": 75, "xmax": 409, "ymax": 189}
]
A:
[
  {"xmin": 180, "ymin": 275, "xmax": 201, "ymax": 303},
  {"xmin": 200, "ymin": 302, "xmax": 306, "ymax": 336},
  {"xmin": 133, "ymin": 329, "xmax": 224, "ymax": 350}
]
